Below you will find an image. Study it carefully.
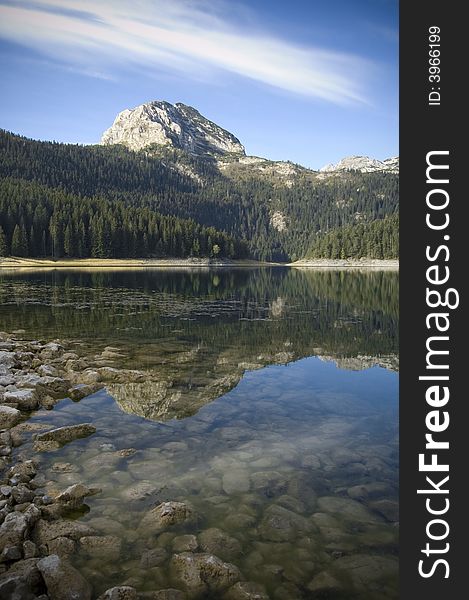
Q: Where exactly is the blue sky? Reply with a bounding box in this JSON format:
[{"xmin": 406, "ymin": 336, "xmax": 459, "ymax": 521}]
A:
[{"xmin": 0, "ymin": 0, "xmax": 398, "ymax": 169}]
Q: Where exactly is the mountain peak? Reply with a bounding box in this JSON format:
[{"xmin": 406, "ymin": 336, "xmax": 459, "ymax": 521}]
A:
[
  {"xmin": 101, "ymin": 100, "xmax": 245, "ymax": 156},
  {"xmin": 320, "ymin": 155, "xmax": 399, "ymax": 174}
]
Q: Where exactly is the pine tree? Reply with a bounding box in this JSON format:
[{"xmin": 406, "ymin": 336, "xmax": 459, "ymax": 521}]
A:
[
  {"xmin": 0, "ymin": 226, "xmax": 8, "ymax": 256},
  {"xmin": 11, "ymin": 224, "xmax": 28, "ymax": 257}
]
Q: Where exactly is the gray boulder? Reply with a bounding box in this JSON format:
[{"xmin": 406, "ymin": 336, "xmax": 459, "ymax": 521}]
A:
[
  {"xmin": 34, "ymin": 424, "xmax": 96, "ymax": 450},
  {"xmin": 140, "ymin": 501, "xmax": 194, "ymax": 532},
  {"xmin": 37, "ymin": 554, "xmax": 91, "ymax": 600},
  {"xmin": 33, "ymin": 519, "xmax": 96, "ymax": 546},
  {"xmin": 4, "ymin": 389, "xmax": 39, "ymax": 410},
  {"xmin": 0, "ymin": 405, "xmax": 21, "ymax": 428},
  {"xmin": 0, "ymin": 512, "xmax": 28, "ymax": 552},
  {"xmin": 55, "ymin": 483, "xmax": 101, "ymax": 508},
  {"xmin": 170, "ymin": 552, "xmax": 241, "ymax": 596},
  {"xmin": 97, "ymin": 586, "xmax": 137, "ymax": 600}
]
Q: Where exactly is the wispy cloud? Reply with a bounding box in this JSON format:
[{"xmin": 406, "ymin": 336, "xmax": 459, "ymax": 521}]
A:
[{"xmin": 0, "ymin": 0, "xmax": 371, "ymax": 105}]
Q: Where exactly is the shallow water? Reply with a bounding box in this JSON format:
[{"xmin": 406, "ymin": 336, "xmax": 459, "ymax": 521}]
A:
[{"xmin": 1, "ymin": 268, "xmax": 399, "ymax": 599}]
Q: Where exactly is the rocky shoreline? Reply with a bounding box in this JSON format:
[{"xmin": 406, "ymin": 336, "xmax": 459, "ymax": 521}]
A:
[
  {"xmin": 0, "ymin": 332, "xmax": 399, "ymax": 600},
  {"xmin": 0, "ymin": 333, "xmax": 276, "ymax": 599}
]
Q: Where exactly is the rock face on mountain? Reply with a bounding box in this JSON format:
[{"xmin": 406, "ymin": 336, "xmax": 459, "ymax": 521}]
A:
[
  {"xmin": 101, "ymin": 101, "xmax": 245, "ymax": 156},
  {"xmin": 320, "ymin": 156, "xmax": 399, "ymax": 174}
]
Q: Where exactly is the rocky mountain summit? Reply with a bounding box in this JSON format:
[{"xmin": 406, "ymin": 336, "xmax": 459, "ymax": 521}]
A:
[
  {"xmin": 101, "ymin": 100, "xmax": 399, "ymax": 183},
  {"xmin": 320, "ymin": 155, "xmax": 399, "ymax": 174},
  {"xmin": 101, "ymin": 100, "xmax": 245, "ymax": 156}
]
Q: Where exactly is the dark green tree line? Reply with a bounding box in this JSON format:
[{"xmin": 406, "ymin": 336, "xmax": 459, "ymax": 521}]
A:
[
  {"xmin": 0, "ymin": 130, "xmax": 399, "ymax": 260},
  {"xmin": 307, "ymin": 214, "xmax": 399, "ymax": 259},
  {"xmin": 0, "ymin": 178, "xmax": 248, "ymax": 259}
]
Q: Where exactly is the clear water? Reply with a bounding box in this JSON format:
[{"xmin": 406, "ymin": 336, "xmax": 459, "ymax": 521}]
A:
[{"xmin": 0, "ymin": 268, "xmax": 399, "ymax": 599}]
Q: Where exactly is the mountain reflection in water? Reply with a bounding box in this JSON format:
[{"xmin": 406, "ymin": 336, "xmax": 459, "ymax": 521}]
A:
[{"xmin": 1, "ymin": 268, "xmax": 399, "ymax": 599}]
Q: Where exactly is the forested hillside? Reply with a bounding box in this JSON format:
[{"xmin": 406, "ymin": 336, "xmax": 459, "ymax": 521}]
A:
[
  {"xmin": 307, "ymin": 214, "xmax": 399, "ymax": 259},
  {"xmin": 0, "ymin": 130, "xmax": 399, "ymax": 260},
  {"xmin": 0, "ymin": 178, "xmax": 247, "ymax": 259}
]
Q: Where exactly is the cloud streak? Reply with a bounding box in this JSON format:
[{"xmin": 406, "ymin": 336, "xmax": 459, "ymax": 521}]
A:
[{"xmin": 0, "ymin": 0, "xmax": 371, "ymax": 105}]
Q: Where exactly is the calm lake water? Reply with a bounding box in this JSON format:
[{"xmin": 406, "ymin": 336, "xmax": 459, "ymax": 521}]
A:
[{"xmin": 0, "ymin": 268, "xmax": 399, "ymax": 599}]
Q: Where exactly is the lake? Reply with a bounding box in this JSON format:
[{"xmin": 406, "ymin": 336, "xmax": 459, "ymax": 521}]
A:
[{"xmin": 0, "ymin": 268, "xmax": 399, "ymax": 599}]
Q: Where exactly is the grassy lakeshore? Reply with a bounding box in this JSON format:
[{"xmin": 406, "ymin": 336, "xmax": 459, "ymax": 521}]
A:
[
  {"xmin": 0, "ymin": 256, "xmax": 399, "ymax": 269},
  {"xmin": 0, "ymin": 256, "xmax": 280, "ymax": 269}
]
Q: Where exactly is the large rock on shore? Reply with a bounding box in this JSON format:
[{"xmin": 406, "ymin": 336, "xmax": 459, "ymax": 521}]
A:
[
  {"xmin": 34, "ymin": 424, "xmax": 96, "ymax": 451},
  {"xmin": 68, "ymin": 383, "xmax": 103, "ymax": 401},
  {"xmin": 0, "ymin": 558, "xmax": 45, "ymax": 598},
  {"xmin": 33, "ymin": 519, "xmax": 96, "ymax": 547},
  {"xmin": 37, "ymin": 554, "xmax": 92, "ymax": 600},
  {"xmin": 0, "ymin": 405, "xmax": 21, "ymax": 428},
  {"xmin": 0, "ymin": 512, "xmax": 29, "ymax": 552},
  {"xmin": 4, "ymin": 388, "xmax": 39, "ymax": 410},
  {"xmin": 0, "ymin": 351, "xmax": 17, "ymax": 368}
]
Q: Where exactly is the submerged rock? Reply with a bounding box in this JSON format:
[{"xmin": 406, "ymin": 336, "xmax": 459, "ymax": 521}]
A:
[
  {"xmin": 170, "ymin": 552, "xmax": 241, "ymax": 596},
  {"xmin": 199, "ymin": 528, "xmax": 242, "ymax": 561},
  {"xmin": 141, "ymin": 502, "xmax": 194, "ymax": 532},
  {"xmin": 307, "ymin": 571, "xmax": 343, "ymax": 594},
  {"xmin": 172, "ymin": 535, "xmax": 198, "ymax": 553},
  {"xmin": 222, "ymin": 470, "xmax": 250, "ymax": 495},
  {"xmin": 369, "ymin": 499, "xmax": 399, "ymax": 522},
  {"xmin": 224, "ymin": 581, "xmax": 270, "ymax": 600},
  {"xmin": 120, "ymin": 481, "xmax": 159, "ymax": 503},
  {"xmin": 250, "ymin": 471, "xmax": 288, "ymax": 497},
  {"xmin": 80, "ymin": 535, "xmax": 122, "ymax": 560},
  {"xmin": 317, "ymin": 496, "xmax": 383, "ymax": 523},
  {"xmin": 140, "ymin": 547, "xmax": 169, "ymax": 568},
  {"xmin": 141, "ymin": 591, "xmax": 187, "ymax": 600},
  {"xmin": 37, "ymin": 553, "xmax": 91, "ymax": 600},
  {"xmin": 259, "ymin": 505, "xmax": 313, "ymax": 542},
  {"xmin": 334, "ymin": 553, "xmax": 398, "ymax": 590},
  {"xmin": 55, "ymin": 483, "xmax": 101, "ymax": 508},
  {"xmin": 98, "ymin": 587, "xmax": 138, "ymax": 600}
]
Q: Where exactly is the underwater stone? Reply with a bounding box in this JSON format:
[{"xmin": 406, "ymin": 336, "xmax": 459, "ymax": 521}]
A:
[
  {"xmin": 199, "ymin": 528, "xmax": 242, "ymax": 561},
  {"xmin": 222, "ymin": 470, "xmax": 250, "ymax": 495},
  {"xmin": 141, "ymin": 502, "xmax": 194, "ymax": 532},
  {"xmin": 170, "ymin": 552, "xmax": 241, "ymax": 596}
]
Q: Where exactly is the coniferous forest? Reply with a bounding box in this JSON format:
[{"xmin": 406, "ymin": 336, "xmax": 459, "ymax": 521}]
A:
[
  {"xmin": 0, "ymin": 130, "xmax": 399, "ymax": 260},
  {"xmin": 307, "ymin": 214, "xmax": 399, "ymax": 259}
]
